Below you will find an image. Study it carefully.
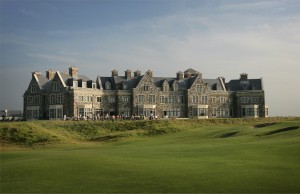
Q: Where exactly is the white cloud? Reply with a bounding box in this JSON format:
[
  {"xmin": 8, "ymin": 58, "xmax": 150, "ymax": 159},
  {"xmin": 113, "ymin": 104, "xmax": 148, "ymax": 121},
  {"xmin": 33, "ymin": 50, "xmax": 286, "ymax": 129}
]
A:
[{"xmin": 27, "ymin": 53, "xmax": 79, "ymax": 64}]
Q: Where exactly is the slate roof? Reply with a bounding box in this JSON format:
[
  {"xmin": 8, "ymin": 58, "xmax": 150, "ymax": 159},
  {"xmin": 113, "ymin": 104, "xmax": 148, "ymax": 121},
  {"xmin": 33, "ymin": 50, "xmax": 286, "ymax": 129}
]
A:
[
  {"xmin": 204, "ymin": 79, "xmax": 224, "ymax": 90},
  {"xmin": 227, "ymin": 79, "xmax": 263, "ymax": 91},
  {"xmin": 31, "ymin": 68, "xmax": 262, "ymax": 92},
  {"xmin": 34, "ymin": 72, "xmax": 92, "ymax": 90},
  {"xmin": 101, "ymin": 74, "xmax": 226, "ymax": 91}
]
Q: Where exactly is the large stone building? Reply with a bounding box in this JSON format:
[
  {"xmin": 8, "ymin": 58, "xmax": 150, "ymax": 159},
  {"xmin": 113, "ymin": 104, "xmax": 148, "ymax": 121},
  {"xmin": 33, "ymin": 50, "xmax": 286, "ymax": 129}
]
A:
[{"xmin": 23, "ymin": 67, "xmax": 269, "ymax": 120}]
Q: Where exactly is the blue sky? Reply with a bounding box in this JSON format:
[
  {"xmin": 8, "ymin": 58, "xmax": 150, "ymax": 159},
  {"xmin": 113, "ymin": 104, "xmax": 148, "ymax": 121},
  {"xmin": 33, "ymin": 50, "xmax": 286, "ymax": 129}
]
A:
[{"xmin": 1, "ymin": 0, "xmax": 300, "ymax": 116}]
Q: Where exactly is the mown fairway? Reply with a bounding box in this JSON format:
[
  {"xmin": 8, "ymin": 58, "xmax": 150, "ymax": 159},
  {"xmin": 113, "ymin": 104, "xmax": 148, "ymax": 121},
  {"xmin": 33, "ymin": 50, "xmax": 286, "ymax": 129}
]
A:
[{"xmin": 1, "ymin": 118, "xmax": 300, "ymax": 193}]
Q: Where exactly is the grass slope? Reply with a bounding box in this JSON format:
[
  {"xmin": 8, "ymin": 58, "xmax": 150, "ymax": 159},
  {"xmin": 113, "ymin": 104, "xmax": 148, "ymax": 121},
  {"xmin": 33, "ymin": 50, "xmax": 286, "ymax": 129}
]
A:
[{"xmin": 1, "ymin": 118, "xmax": 300, "ymax": 193}]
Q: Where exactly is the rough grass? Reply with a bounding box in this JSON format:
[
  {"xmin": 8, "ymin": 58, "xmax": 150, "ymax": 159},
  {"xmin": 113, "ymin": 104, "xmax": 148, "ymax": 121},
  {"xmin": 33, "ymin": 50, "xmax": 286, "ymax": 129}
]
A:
[
  {"xmin": 1, "ymin": 117, "xmax": 300, "ymax": 193},
  {"xmin": 0, "ymin": 117, "xmax": 295, "ymax": 148}
]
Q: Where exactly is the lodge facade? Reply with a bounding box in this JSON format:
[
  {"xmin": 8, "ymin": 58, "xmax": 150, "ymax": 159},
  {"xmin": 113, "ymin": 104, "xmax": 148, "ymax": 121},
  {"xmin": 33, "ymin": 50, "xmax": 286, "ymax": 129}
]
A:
[{"xmin": 23, "ymin": 67, "xmax": 268, "ymax": 120}]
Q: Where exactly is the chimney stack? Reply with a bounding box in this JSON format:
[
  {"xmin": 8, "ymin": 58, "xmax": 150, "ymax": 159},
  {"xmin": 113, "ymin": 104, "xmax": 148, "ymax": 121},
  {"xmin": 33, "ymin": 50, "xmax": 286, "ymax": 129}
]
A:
[
  {"xmin": 69, "ymin": 66, "xmax": 78, "ymax": 77},
  {"xmin": 32, "ymin": 71, "xmax": 42, "ymax": 79},
  {"xmin": 184, "ymin": 72, "xmax": 191, "ymax": 78},
  {"xmin": 125, "ymin": 69, "xmax": 131, "ymax": 79},
  {"xmin": 46, "ymin": 69, "xmax": 55, "ymax": 80},
  {"xmin": 240, "ymin": 73, "xmax": 248, "ymax": 81},
  {"xmin": 134, "ymin": 70, "xmax": 141, "ymax": 77},
  {"xmin": 146, "ymin": 70, "xmax": 153, "ymax": 77},
  {"xmin": 177, "ymin": 71, "xmax": 184, "ymax": 80},
  {"xmin": 111, "ymin": 69, "xmax": 118, "ymax": 77}
]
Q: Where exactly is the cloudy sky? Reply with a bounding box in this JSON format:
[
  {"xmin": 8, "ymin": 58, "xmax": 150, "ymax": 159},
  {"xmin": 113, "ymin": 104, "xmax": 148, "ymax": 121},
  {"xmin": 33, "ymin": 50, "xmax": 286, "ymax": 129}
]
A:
[{"xmin": 1, "ymin": 0, "xmax": 300, "ymax": 116}]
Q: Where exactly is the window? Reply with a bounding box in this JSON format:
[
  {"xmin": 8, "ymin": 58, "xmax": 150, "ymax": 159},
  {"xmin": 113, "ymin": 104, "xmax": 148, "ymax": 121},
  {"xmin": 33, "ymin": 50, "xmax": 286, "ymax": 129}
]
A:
[
  {"xmin": 123, "ymin": 83, "xmax": 128, "ymax": 90},
  {"xmin": 247, "ymin": 108, "xmax": 254, "ymax": 116},
  {"xmin": 50, "ymin": 94, "xmax": 56, "ymax": 104},
  {"xmin": 149, "ymin": 95, "xmax": 155, "ymax": 103},
  {"xmin": 229, "ymin": 109, "xmax": 233, "ymax": 117},
  {"xmin": 160, "ymin": 96, "xmax": 165, "ymax": 103},
  {"xmin": 79, "ymin": 108, "xmax": 84, "ymax": 117},
  {"xmin": 78, "ymin": 96, "xmax": 84, "ymax": 102},
  {"xmin": 168, "ymin": 95, "xmax": 175, "ymax": 103},
  {"xmin": 196, "ymin": 85, "xmax": 203, "ymax": 93},
  {"xmin": 31, "ymin": 84, "xmax": 37, "ymax": 93},
  {"xmin": 241, "ymin": 97, "xmax": 249, "ymax": 104},
  {"xmin": 164, "ymin": 96, "xmax": 169, "ymax": 103},
  {"xmin": 220, "ymin": 97, "xmax": 226, "ymax": 103},
  {"xmin": 251, "ymin": 97, "xmax": 259, "ymax": 104},
  {"xmin": 143, "ymin": 85, "xmax": 150, "ymax": 91},
  {"xmin": 198, "ymin": 108, "xmax": 207, "ymax": 116},
  {"xmin": 85, "ymin": 108, "xmax": 93, "ymax": 117},
  {"xmin": 92, "ymin": 83, "xmax": 96, "ymax": 89},
  {"xmin": 49, "ymin": 109, "xmax": 56, "ymax": 119},
  {"xmin": 97, "ymin": 96, "xmax": 102, "ymax": 102},
  {"xmin": 105, "ymin": 81, "xmax": 111, "ymax": 90},
  {"xmin": 211, "ymin": 97, "xmax": 216, "ymax": 103},
  {"xmin": 201, "ymin": 96, "xmax": 208, "ymax": 104},
  {"xmin": 53, "ymin": 82, "xmax": 59, "ymax": 91},
  {"xmin": 164, "ymin": 109, "xmax": 181, "ymax": 117},
  {"xmin": 138, "ymin": 95, "xmax": 144, "ymax": 103},
  {"xmin": 33, "ymin": 95, "xmax": 40, "ymax": 105},
  {"xmin": 57, "ymin": 93, "xmax": 64, "ymax": 103},
  {"xmin": 173, "ymin": 84, "xmax": 178, "ymax": 91},
  {"xmin": 177, "ymin": 95, "xmax": 184, "ymax": 103},
  {"xmin": 108, "ymin": 97, "xmax": 115, "ymax": 103},
  {"xmin": 192, "ymin": 96, "xmax": 199, "ymax": 103},
  {"xmin": 57, "ymin": 108, "xmax": 63, "ymax": 118},
  {"xmin": 33, "ymin": 110, "xmax": 39, "ymax": 119},
  {"xmin": 123, "ymin": 108, "xmax": 130, "ymax": 117},
  {"xmin": 164, "ymin": 85, "xmax": 168, "ymax": 91},
  {"xmin": 212, "ymin": 108, "xmax": 217, "ymax": 117},
  {"xmin": 219, "ymin": 109, "xmax": 227, "ymax": 117},
  {"xmin": 27, "ymin": 96, "xmax": 33, "ymax": 105},
  {"xmin": 87, "ymin": 96, "xmax": 93, "ymax": 102},
  {"xmin": 122, "ymin": 96, "xmax": 130, "ymax": 102}
]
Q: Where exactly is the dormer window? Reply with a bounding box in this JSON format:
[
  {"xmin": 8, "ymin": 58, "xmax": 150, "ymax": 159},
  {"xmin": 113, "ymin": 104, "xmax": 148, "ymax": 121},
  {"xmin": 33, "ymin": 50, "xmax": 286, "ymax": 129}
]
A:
[
  {"xmin": 82, "ymin": 82, "xmax": 86, "ymax": 88},
  {"xmin": 92, "ymin": 83, "xmax": 96, "ymax": 89},
  {"xmin": 105, "ymin": 81, "xmax": 111, "ymax": 90},
  {"xmin": 123, "ymin": 83, "xmax": 128, "ymax": 90},
  {"xmin": 73, "ymin": 81, "xmax": 78, "ymax": 88},
  {"xmin": 173, "ymin": 83, "xmax": 178, "ymax": 91},
  {"xmin": 164, "ymin": 85, "xmax": 168, "ymax": 91}
]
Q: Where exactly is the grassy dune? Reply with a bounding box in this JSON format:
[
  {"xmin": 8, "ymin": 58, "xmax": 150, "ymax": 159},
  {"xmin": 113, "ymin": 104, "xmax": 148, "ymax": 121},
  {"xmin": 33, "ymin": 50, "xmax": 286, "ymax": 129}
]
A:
[{"xmin": 1, "ymin": 118, "xmax": 300, "ymax": 193}]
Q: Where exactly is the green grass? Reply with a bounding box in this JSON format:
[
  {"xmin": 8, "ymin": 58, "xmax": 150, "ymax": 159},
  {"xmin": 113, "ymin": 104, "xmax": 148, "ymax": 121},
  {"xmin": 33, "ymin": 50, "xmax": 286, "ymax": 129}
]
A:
[{"xmin": 1, "ymin": 118, "xmax": 300, "ymax": 193}]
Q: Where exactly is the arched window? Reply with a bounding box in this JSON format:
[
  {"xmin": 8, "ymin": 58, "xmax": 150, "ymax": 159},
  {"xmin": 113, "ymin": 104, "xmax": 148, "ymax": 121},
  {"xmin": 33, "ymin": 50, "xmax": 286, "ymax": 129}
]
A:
[{"xmin": 105, "ymin": 81, "xmax": 111, "ymax": 90}]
